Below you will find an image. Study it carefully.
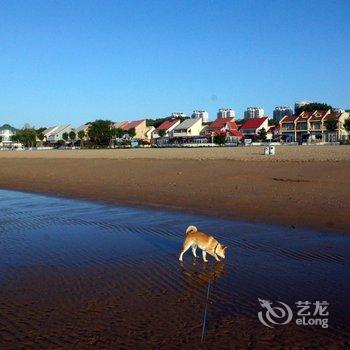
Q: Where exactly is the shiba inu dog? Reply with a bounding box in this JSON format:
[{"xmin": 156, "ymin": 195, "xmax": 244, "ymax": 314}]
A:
[{"xmin": 179, "ymin": 225, "xmax": 227, "ymax": 262}]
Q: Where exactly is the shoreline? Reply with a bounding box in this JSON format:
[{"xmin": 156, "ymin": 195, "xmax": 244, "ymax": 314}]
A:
[
  {"xmin": 2, "ymin": 186, "xmax": 348, "ymax": 236},
  {"xmin": 0, "ymin": 147, "xmax": 349, "ymax": 233}
]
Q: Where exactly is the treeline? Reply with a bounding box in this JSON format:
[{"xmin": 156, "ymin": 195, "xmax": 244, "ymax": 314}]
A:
[
  {"xmin": 295, "ymin": 102, "xmax": 333, "ymax": 115},
  {"xmin": 146, "ymin": 115, "xmax": 189, "ymax": 128}
]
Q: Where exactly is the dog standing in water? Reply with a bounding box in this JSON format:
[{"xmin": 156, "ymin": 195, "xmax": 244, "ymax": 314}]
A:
[{"xmin": 179, "ymin": 225, "xmax": 227, "ymax": 262}]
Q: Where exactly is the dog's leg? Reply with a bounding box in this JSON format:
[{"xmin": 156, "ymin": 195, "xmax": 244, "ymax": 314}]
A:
[
  {"xmin": 214, "ymin": 254, "xmax": 220, "ymax": 261},
  {"xmin": 179, "ymin": 241, "xmax": 192, "ymax": 261},
  {"xmin": 192, "ymin": 245, "xmax": 198, "ymax": 258},
  {"xmin": 202, "ymin": 250, "xmax": 208, "ymax": 262}
]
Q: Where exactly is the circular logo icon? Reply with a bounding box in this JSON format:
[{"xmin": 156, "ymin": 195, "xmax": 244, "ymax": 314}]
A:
[{"xmin": 258, "ymin": 298, "xmax": 293, "ymax": 328}]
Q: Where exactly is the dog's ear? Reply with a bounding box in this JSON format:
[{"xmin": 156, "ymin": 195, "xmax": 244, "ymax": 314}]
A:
[{"xmin": 222, "ymin": 245, "xmax": 227, "ymax": 251}]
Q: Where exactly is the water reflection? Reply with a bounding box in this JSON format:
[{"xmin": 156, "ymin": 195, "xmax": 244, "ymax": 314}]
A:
[{"xmin": 180, "ymin": 259, "xmax": 226, "ymax": 290}]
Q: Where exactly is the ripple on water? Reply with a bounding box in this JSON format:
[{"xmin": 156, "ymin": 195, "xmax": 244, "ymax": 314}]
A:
[{"xmin": 0, "ymin": 189, "xmax": 349, "ymax": 348}]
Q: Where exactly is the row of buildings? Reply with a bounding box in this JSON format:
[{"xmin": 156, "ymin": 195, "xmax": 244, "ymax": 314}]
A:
[
  {"xmin": 0, "ymin": 116, "xmax": 270, "ymax": 146},
  {"xmin": 1, "ymin": 109, "xmax": 349, "ymax": 147},
  {"xmin": 62, "ymin": 109, "xmax": 350, "ymax": 144},
  {"xmin": 279, "ymin": 109, "xmax": 350, "ymax": 142}
]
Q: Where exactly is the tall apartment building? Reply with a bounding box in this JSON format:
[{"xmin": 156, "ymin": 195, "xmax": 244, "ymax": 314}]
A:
[
  {"xmin": 244, "ymin": 107, "xmax": 264, "ymax": 120},
  {"xmin": 273, "ymin": 106, "xmax": 293, "ymax": 122},
  {"xmin": 191, "ymin": 110, "xmax": 209, "ymax": 123},
  {"xmin": 217, "ymin": 108, "xmax": 235, "ymax": 119}
]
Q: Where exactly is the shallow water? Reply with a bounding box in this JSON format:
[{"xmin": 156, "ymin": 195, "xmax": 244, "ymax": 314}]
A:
[{"xmin": 0, "ymin": 189, "xmax": 349, "ymax": 348}]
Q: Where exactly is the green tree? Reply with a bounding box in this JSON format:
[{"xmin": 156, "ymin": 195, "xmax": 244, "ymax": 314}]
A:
[
  {"xmin": 11, "ymin": 128, "xmax": 37, "ymax": 147},
  {"xmin": 128, "ymin": 128, "xmax": 136, "ymax": 138},
  {"xmin": 38, "ymin": 132, "xmax": 45, "ymax": 146},
  {"xmin": 257, "ymin": 128, "xmax": 267, "ymax": 141},
  {"xmin": 56, "ymin": 139, "xmax": 65, "ymax": 148},
  {"xmin": 78, "ymin": 130, "xmax": 86, "ymax": 148},
  {"xmin": 36, "ymin": 127, "xmax": 46, "ymax": 135},
  {"xmin": 78, "ymin": 130, "xmax": 86, "ymax": 140},
  {"xmin": 146, "ymin": 117, "xmax": 168, "ymax": 128},
  {"xmin": 69, "ymin": 131, "xmax": 76, "ymax": 146},
  {"xmin": 62, "ymin": 132, "xmax": 69, "ymax": 143},
  {"xmin": 115, "ymin": 128, "xmax": 125, "ymax": 138},
  {"xmin": 343, "ymin": 118, "xmax": 350, "ymax": 139},
  {"xmin": 324, "ymin": 119, "xmax": 338, "ymax": 132},
  {"xmin": 295, "ymin": 102, "xmax": 332, "ymax": 115},
  {"xmin": 146, "ymin": 116, "xmax": 188, "ymax": 128},
  {"xmin": 88, "ymin": 119, "xmax": 113, "ymax": 147},
  {"xmin": 213, "ymin": 134, "xmax": 226, "ymax": 145},
  {"xmin": 11, "ymin": 134, "xmax": 19, "ymax": 142},
  {"xmin": 158, "ymin": 129, "xmax": 166, "ymax": 138}
]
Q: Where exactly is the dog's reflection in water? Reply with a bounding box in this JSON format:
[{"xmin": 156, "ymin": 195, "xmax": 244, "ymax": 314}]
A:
[{"xmin": 180, "ymin": 259, "xmax": 226, "ymax": 290}]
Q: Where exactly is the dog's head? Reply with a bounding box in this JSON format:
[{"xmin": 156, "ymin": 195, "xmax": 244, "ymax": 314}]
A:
[{"xmin": 217, "ymin": 244, "xmax": 227, "ymax": 259}]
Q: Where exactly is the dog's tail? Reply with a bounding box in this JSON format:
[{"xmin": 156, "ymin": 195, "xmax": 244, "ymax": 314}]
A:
[{"xmin": 186, "ymin": 225, "xmax": 198, "ymax": 234}]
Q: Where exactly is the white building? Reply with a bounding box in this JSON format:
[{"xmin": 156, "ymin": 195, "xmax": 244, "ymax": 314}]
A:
[
  {"xmin": 273, "ymin": 106, "xmax": 293, "ymax": 122},
  {"xmin": 42, "ymin": 126, "xmax": 59, "ymax": 141},
  {"xmin": 173, "ymin": 118, "xmax": 203, "ymax": 137},
  {"xmin": 191, "ymin": 110, "xmax": 209, "ymax": 123},
  {"xmin": 244, "ymin": 107, "xmax": 264, "ymax": 120},
  {"xmin": 240, "ymin": 117, "xmax": 269, "ymax": 138},
  {"xmin": 0, "ymin": 124, "xmax": 17, "ymax": 142},
  {"xmin": 145, "ymin": 126, "xmax": 155, "ymax": 140},
  {"xmin": 152, "ymin": 119, "xmax": 181, "ymax": 139},
  {"xmin": 171, "ymin": 112, "xmax": 188, "ymax": 119},
  {"xmin": 333, "ymin": 108, "xmax": 345, "ymax": 114},
  {"xmin": 46, "ymin": 125, "xmax": 72, "ymax": 143},
  {"xmin": 217, "ymin": 108, "xmax": 235, "ymax": 119}
]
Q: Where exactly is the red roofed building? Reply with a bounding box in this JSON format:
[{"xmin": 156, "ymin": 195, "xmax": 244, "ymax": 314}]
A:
[
  {"xmin": 279, "ymin": 115, "xmax": 298, "ymax": 141},
  {"xmin": 121, "ymin": 119, "xmax": 148, "ymax": 140},
  {"xmin": 309, "ymin": 110, "xmax": 330, "ymax": 140},
  {"xmin": 322, "ymin": 111, "xmax": 350, "ymax": 141},
  {"xmin": 239, "ymin": 117, "xmax": 269, "ymax": 139},
  {"xmin": 207, "ymin": 117, "xmax": 243, "ymax": 141},
  {"xmin": 280, "ymin": 109, "xmax": 350, "ymax": 142},
  {"xmin": 153, "ymin": 119, "xmax": 181, "ymax": 139}
]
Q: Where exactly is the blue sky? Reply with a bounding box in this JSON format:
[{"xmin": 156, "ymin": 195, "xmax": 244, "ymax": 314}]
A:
[{"xmin": 1, "ymin": 0, "xmax": 349, "ymax": 128}]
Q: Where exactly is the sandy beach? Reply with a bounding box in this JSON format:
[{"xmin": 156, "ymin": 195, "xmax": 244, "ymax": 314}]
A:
[{"xmin": 0, "ymin": 145, "xmax": 349, "ymax": 233}]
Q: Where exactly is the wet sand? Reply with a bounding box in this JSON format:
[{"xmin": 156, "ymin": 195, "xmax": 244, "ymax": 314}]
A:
[
  {"xmin": 0, "ymin": 190, "xmax": 349, "ymax": 348},
  {"xmin": 0, "ymin": 146, "xmax": 349, "ymax": 233}
]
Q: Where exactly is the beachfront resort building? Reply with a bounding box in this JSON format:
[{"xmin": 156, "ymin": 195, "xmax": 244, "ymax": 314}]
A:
[
  {"xmin": 46, "ymin": 125, "xmax": 73, "ymax": 143},
  {"xmin": 42, "ymin": 126, "xmax": 58, "ymax": 140},
  {"xmin": 172, "ymin": 117, "xmax": 204, "ymax": 137},
  {"xmin": 191, "ymin": 110, "xmax": 209, "ymax": 123},
  {"xmin": 0, "ymin": 124, "xmax": 17, "ymax": 143},
  {"xmin": 273, "ymin": 106, "xmax": 293, "ymax": 122},
  {"xmin": 152, "ymin": 119, "xmax": 180, "ymax": 139},
  {"xmin": 239, "ymin": 117, "xmax": 269, "ymax": 139},
  {"xmin": 75, "ymin": 123, "xmax": 91, "ymax": 140},
  {"xmin": 244, "ymin": 107, "xmax": 264, "ymax": 120},
  {"xmin": 207, "ymin": 117, "xmax": 243, "ymax": 142},
  {"xmin": 145, "ymin": 126, "xmax": 155, "ymax": 140},
  {"xmin": 217, "ymin": 108, "xmax": 235, "ymax": 119},
  {"xmin": 279, "ymin": 110, "xmax": 350, "ymax": 142},
  {"xmin": 121, "ymin": 119, "xmax": 148, "ymax": 140}
]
